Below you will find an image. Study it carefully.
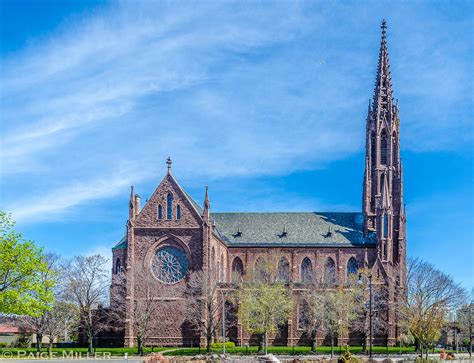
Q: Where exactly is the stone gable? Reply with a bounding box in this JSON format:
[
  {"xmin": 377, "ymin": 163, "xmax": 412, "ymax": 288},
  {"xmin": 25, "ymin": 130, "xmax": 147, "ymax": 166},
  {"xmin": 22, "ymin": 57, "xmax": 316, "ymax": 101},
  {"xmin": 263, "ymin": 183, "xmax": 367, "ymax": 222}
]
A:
[{"xmin": 135, "ymin": 173, "xmax": 202, "ymax": 228}]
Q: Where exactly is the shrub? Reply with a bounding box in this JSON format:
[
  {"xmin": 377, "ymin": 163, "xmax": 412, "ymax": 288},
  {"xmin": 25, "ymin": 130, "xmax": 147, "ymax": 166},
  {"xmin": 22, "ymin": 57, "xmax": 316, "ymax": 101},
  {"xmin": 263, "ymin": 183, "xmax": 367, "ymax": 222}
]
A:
[
  {"xmin": 338, "ymin": 346, "xmax": 361, "ymax": 363},
  {"xmin": 211, "ymin": 341, "xmax": 235, "ymax": 349},
  {"xmin": 0, "ymin": 342, "xmax": 8, "ymax": 348}
]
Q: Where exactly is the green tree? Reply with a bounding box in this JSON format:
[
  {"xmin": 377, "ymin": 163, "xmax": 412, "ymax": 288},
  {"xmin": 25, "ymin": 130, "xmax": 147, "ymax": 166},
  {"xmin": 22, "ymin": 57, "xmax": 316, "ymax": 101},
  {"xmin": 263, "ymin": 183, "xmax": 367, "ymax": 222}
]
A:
[
  {"xmin": 322, "ymin": 285, "xmax": 362, "ymax": 357},
  {"xmin": 21, "ymin": 253, "xmax": 62, "ymax": 352},
  {"xmin": 0, "ymin": 211, "xmax": 55, "ymax": 316},
  {"xmin": 236, "ymin": 281, "xmax": 292, "ymax": 355}
]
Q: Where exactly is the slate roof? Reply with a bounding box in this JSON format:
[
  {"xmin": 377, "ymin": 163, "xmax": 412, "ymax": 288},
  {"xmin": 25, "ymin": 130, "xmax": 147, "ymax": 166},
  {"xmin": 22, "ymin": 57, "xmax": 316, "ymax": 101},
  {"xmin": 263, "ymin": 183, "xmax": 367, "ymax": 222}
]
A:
[
  {"xmin": 112, "ymin": 235, "xmax": 127, "ymax": 250},
  {"xmin": 211, "ymin": 212, "xmax": 375, "ymax": 247}
]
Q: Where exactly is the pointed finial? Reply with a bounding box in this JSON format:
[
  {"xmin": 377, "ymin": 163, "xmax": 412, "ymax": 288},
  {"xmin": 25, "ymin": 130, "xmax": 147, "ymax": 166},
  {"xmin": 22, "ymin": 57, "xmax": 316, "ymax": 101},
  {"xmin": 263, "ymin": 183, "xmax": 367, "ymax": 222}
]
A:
[
  {"xmin": 166, "ymin": 157, "xmax": 172, "ymax": 174},
  {"xmin": 381, "ymin": 19, "xmax": 387, "ymax": 36},
  {"xmin": 204, "ymin": 186, "xmax": 210, "ymax": 206},
  {"xmin": 130, "ymin": 185, "xmax": 134, "ymax": 198}
]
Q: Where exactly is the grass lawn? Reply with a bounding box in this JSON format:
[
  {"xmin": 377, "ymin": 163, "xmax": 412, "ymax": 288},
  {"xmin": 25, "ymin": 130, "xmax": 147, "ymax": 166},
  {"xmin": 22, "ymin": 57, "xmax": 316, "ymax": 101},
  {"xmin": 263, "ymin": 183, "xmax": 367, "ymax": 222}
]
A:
[{"xmin": 162, "ymin": 345, "xmax": 418, "ymax": 356}]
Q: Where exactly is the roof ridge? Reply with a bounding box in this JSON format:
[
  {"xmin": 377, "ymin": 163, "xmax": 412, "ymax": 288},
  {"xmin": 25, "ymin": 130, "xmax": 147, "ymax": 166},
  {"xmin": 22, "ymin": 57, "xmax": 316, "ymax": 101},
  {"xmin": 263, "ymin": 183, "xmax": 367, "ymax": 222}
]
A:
[{"xmin": 211, "ymin": 211, "xmax": 361, "ymax": 214}]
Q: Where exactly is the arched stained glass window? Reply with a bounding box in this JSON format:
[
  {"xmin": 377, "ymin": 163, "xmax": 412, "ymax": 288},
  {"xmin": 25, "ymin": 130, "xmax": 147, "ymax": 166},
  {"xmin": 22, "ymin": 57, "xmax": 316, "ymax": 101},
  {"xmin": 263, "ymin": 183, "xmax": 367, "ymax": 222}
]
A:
[
  {"xmin": 231, "ymin": 257, "xmax": 244, "ymax": 283},
  {"xmin": 324, "ymin": 258, "xmax": 336, "ymax": 285},
  {"xmin": 301, "ymin": 257, "xmax": 313, "ymax": 284},
  {"xmin": 177, "ymin": 204, "xmax": 181, "ymax": 220},
  {"xmin": 220, "ymin": 254, "xmax": 225, "ymax": 282},
  {"xmin": 347, "ymin": 257, "xmax": 358, "ymax": 276},
  {"xmin": 115, "ymin": 258, "xmax": 122, "ymax": 274},
  {"xmin": 211, "ymin": 247, "xmax": 216, "ymax": 275},
  {"xmin": 277, "ymin": 257, "xmax": 290, "ymax": 283},
  {"xmin": 255, "ymin": 257, "xmax": 267, "ymax": 282},
  {"xmin": 383, "ymin": 213, "xmax": 389, "ymax": 238},
  {"xmin": 158, "ymin": 205, "xmax": 163, "ymax": 220},
  {"xmin": 167, "ymin": 193, "xmax": 173, "ymax": 220},
  {"xmin": 370, "ymin": 131, "xmax": 376, "ymax": 167},
  {"xmin": 381, "ymin": 130, "xmax": 388, "ymax": 165},
  {"xmin": 152, "ymin": 245, "xmax": 188, "ymax": 284}
]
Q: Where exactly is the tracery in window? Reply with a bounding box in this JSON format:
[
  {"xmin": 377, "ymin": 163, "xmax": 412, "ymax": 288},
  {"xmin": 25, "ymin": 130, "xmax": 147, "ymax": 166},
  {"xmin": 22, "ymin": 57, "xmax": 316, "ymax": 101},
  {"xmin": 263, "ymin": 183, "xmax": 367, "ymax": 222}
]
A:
[
  {"xmin": 220, "ymin": 254, "xmax": 225, "ymax": 282},
  {"xmin": 370, "ymin": 131, "xmax": 376, "ymax": 167},
  {"xmin": 152, "ymin": 245, "xmax": 188, "ymax": 284},
  {"xmin": 167, "ymin": 193, "xmax": 173, "ymax": 220},
  {"xmin": 115, "ymin": 258, "xmax": 122, "ymax": 274},
  {"xmin": 324, "ymin": 257, "xmax": 336, "ymax": 285},
  {"xmin": 297, "ymin": 302, "xmax": 309, "ymax": 330},
  {"xmin": 277, "ymin": 257, "xmax": 290, "ymax": 283},
  {"xmin": 380, "ymin": 130, "xmax": 388, "ymax": 165},
  {"xmin": 231, "ymin": 257, "xmax": 244, "ymax": 283},
  {"xmin": 347, "ymin": 257, "xmax": 358, "ymax": 276},
  {"xmin": 301, "ymin": 257, "xmax": 313, "ymax": 284},
  {"xmin": 383, "ymin": 213, "xmax": 389, "ymax": 238},
  {"xmin": 255, "ymin": 257, "xmax": 267, "ymax": 282}
]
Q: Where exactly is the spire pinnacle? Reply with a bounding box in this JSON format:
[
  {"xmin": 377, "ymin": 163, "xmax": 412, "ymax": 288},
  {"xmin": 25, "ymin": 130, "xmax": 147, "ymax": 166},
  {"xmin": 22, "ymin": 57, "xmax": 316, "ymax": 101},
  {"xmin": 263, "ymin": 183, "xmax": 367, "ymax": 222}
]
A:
[
  {"xmin": 204, "ymin": 186, "xmax": 210, "ymax": 207},
  {"xmin": 372, "ymin": 19, "xmax": 394, "ymax": 122},
  {"xmin": 203, "ymin": 186, "xmax": 211, "ymax": 222},
  {"xmin": 381, "ymin": 19, "xmax": 387, "ymax": 36},
  {"xmin": 166, "ymin": 157, "xmax": 172, "ymax": 174}
]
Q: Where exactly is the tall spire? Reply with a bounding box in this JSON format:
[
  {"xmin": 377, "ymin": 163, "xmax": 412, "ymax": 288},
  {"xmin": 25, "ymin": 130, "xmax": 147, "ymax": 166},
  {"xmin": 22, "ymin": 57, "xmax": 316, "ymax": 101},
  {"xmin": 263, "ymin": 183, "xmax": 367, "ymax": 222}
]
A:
[
  {"xmin": 129, "ymin": 185, "xmax": 135, "ymax": 221},
  {"xmin": 203, "ymin": 186, "xmax": 211, "ymax": 223},
  {"xmin": 373, "ymin": 19, "xmax": 394, "ymax": 124}
]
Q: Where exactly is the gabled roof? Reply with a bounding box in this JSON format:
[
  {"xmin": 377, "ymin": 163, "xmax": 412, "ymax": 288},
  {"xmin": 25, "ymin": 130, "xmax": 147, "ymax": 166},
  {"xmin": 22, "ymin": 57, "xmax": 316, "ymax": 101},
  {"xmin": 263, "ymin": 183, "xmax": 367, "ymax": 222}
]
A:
[
  {"xmin": 112, "ymin": 235, "xmax": 127, "ymax": 250},
  {"xmin": 211, "ymin": 212, "xmax": 375, "ymax": 247}
]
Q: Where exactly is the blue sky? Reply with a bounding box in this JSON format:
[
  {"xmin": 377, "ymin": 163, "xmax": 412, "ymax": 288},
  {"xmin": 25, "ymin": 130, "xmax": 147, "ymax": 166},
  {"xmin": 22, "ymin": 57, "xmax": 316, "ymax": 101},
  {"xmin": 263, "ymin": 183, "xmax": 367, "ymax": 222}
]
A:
[{"xmin": 0, "ymin": 0, "xmax": 472, "ymax": 290}]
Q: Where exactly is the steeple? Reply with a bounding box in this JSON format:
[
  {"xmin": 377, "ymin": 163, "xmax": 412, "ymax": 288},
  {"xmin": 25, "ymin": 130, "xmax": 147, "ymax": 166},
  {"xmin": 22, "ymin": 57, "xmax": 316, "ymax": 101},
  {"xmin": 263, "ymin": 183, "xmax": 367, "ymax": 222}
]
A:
[
  {"xmin": 203, "ymin": 186, "xmax": 211, "ymax": 223},
  {"xmin": 362, "ymin": 20, "xmax": 404, "ymax": 267},
  {"xmin": 372, "ymin": 19, "xmax": 395, "ymax": 125},
  {"xmin": 129, "ymin": 185, "xmax": 135, "ymax": 221}
]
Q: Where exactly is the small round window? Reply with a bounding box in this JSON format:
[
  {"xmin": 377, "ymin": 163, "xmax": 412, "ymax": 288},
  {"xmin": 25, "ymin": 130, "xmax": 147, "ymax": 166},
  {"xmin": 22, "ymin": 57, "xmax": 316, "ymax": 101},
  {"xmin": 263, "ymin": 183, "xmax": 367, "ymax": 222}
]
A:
[{"xmin": 152, "ymin": 245, "xmax": 189, "ymax": 284}]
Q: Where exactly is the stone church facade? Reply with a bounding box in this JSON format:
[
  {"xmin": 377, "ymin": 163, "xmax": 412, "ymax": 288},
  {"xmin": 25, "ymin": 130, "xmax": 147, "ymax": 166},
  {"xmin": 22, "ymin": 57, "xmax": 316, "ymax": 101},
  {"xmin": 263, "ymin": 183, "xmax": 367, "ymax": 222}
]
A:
[{"xmin": 110, "ymin": 21, "xmax": 406, "ymax": 348}]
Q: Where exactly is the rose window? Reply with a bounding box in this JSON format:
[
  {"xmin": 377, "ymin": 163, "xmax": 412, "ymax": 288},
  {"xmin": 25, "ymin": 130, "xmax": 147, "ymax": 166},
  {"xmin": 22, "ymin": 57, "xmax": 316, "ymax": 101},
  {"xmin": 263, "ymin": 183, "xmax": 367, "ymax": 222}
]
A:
[{"xmin": 152, "ymin": 246, "xmax": 189, "ymax": 284}]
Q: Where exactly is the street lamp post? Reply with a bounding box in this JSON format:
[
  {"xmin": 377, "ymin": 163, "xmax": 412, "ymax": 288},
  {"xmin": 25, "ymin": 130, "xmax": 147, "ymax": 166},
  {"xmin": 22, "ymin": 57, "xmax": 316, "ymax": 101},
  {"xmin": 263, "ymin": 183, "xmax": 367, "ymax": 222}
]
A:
[
  {"xmin": 359, "ymin": 272, "xmax": 373, "ymax": 359},
  {"xmin": 368, "ymin": 273, "xmax": 373, "ymax": 359}
]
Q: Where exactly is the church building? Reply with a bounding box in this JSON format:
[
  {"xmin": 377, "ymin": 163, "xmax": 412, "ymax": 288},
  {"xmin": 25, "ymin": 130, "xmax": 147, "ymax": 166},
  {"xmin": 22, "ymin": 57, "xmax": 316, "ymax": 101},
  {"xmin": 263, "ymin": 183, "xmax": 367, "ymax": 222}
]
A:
[{"xmin": 110, "ymin": 21, "xmax": 406, "ymax": 347}]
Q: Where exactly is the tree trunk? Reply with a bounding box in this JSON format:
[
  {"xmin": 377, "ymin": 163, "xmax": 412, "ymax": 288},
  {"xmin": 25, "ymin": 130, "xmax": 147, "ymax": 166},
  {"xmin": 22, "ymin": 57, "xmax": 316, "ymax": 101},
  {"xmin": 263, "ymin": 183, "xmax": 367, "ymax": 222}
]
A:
[
  {"xmin": 36, "ymin": 334, "xmax": 43, "ymax": 352},
  {"xmin": 258, "ymin": 334, "xmax": 264, "ymax": 354},
  {"xmin": 331, "ymin": 333, "xmax": 334, "ymax": 358},
  {"xmin": 362, "ymin": 333, "xmax": 366, "ymax": 353},
  {"xmin": 264, "ymin": 331, "xmax": 268, "ymax": 355},
  {"xmin": 311, "ymin": 332, "xmax": 318, "ymax": 353},
  {"xmin": 88, "ymin": 336, "xmax": 93, "ymax": 354},
  {"xmin": 137, "ymin": 337, "xmax": 143, "ymax": 356},
  {"xmin": 206, "ymin": 334, "xmax": 212, "ymax": 353},
  {"xmin": 48, "ymin": 340, "xmax": 53, "ymax": 358}
]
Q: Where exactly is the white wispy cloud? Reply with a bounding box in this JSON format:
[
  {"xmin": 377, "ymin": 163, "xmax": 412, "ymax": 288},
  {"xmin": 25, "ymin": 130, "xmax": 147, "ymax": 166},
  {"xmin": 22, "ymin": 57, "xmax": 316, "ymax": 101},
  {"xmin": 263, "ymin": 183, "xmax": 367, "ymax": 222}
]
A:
[{"xmin": 0, "ymin": 1, "xmax": 471, "ymax": 223}]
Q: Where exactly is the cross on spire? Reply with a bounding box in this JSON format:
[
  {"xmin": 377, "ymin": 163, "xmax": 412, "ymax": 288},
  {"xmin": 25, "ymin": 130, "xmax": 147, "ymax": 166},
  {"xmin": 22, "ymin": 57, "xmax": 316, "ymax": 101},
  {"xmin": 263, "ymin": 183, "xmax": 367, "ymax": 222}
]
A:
[
  {"xmin": 166, "ymin": 157, "xmax": 172, "ymax": 174},
  {"xmin": 381, "ymin": 19, "xmax": 387, "ymax": 34}
]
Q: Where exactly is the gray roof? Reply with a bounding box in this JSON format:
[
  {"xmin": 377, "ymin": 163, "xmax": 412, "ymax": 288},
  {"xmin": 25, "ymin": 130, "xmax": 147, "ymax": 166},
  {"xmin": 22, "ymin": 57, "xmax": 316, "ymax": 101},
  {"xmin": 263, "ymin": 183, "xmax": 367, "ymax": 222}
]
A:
[
  {"xmin": 211, "ymin": 212, "xmax": 375, "ymax": 247},
  {"xmin": 182, "ymin": 189, "xmax": 203, "ymax": 216},
  {"xmin": 112, "ymin": 235, "xmax": 127, "ymax": 250}
]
